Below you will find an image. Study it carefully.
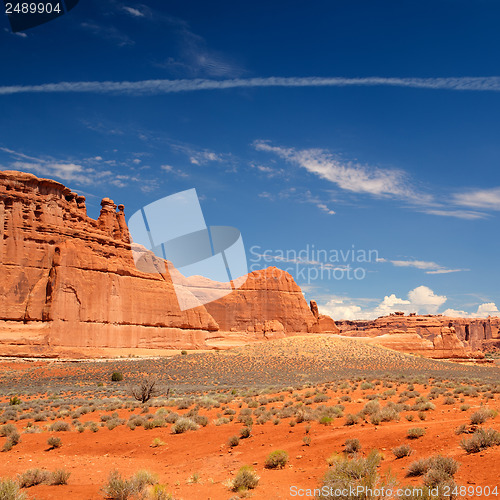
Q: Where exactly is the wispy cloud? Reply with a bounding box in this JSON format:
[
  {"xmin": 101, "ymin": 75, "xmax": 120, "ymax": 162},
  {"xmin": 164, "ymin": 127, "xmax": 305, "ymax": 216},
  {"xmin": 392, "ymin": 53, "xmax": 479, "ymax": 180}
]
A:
[
  {"xmin": 123, "ymin": 6, "xmax": 145, "ymax": 17},
  {"xmin": 421, "ymin": 209, "xmax": 488, "ymax": 220},
  {"xmin": 0, "ymin": 147, "xmax": 157, "ymax": 192},
  {"xmin": 2, "ymin": 75, "xmax": 500, "ymax": 96},
  {"xmin": 254, "ymin": 140, "xmax": 424, "ymax": 201},
  {"xmin": 453, "ymin": 187, "xmax": 500, "ymax": 211},
  {"xmin": 388, "ymin": 258, "xmax": 468, "ymax": 275}
]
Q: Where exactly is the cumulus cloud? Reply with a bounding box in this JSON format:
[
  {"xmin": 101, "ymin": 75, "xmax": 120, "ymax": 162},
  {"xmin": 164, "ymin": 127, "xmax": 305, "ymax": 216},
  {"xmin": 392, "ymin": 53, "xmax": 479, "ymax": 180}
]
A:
[
  {"xmin": 443, "ymin": 302, "xmax": 500, "ymax": 318},
  {"xmin": 319, "ymin": 285, "xmax": 447, "ymax": 320}
]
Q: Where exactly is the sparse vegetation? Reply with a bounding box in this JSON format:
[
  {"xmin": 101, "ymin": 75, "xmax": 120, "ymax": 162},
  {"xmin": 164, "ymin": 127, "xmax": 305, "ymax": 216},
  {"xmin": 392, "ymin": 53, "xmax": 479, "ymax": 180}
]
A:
[{"xmin": 264, "ymin": 449, "xmax": 289, "ymax": 469}]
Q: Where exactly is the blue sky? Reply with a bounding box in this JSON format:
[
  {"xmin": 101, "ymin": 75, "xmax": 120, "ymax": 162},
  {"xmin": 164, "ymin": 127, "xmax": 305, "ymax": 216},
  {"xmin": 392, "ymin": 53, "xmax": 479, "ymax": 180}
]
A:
[{"xmin": 1, "ymin": 0, "xmax": 499, "ymax": 319}]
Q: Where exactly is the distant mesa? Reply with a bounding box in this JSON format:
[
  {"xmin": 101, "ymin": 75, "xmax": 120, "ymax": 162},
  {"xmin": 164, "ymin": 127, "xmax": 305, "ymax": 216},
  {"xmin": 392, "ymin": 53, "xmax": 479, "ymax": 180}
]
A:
[{"xmin": 0, "ymin": 170, "xmax": 497, "ymax": 359}]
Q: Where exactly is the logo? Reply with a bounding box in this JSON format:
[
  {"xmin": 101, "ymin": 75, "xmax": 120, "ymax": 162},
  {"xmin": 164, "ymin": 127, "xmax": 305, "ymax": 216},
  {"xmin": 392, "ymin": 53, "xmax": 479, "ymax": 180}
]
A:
[{"xmin": 128, "ymin": 188, "xmax": 248, "ymax": 311}]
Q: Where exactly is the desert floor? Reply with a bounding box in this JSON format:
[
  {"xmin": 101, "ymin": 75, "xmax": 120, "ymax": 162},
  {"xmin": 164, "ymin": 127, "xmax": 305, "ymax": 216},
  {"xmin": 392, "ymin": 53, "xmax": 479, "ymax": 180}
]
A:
[{"xmin": 0, "ymin": 335, "xmax": 499, "ymax": 499}]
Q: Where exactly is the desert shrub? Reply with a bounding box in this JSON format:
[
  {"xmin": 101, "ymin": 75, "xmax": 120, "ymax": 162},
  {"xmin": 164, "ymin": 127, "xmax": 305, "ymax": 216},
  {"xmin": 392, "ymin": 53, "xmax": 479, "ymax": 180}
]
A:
[
  {"xmin": 303, "ymin": 436, "xmax": 311, "ymax": 446},
  {"xmin": 392, "ymin": 444, "xmax": 413, "ymax": 458},
  {"xmin": 239, "ymin": 426, "xmax": 251, "ymax": 439},
  {"xmin": 407, "ymin": 458, "xmax": 431, "ymax": 477},
  {"xmin": 111, "ymin": 372, "xmax": 123, "ymax": 382},
  {"xmin": 150, "ymin": 438, "xmax": 165, "ymax": 448},
  {"xmin": 228, "ymin": 435, "xmax": 240, "ymax": 447},
  {"xmin": 317, "ymin": 450, "xmax": 395, "ymax": 499},
  {"xmin": 193, "ymin": 415, "xmax": 208, "ymax": 427},
  {"xmin": 319, "ymin": 416, "xmax": 333, "ymax": 426},
  {"xmin": 443, "ymin": 396, "xmax": 455, "ymax": 405},
  {"xmin": 460, "ymin": 428, "xmax": 500, "ymax": 453},
  {"xmin": 231, "ymin": 465, "xmax": 259, "ymax": 491},
  {"xmin": 132, "ymin": 470, "xmax": 158, "ymax": 490},
  {"xmin": 214, "ymin": 417, "xmax": 230, "ymax": 426},
  {"xmin": 49, "ymin": 421, "xmax": 70, "ymax": 432},
  {"xmin": 17, "ymin": 469, "xmax": 51, "ymax": 488},
  {"xmin": 264, "ymin": 449, "xmax": 289, "ymax": 469},
  {"xmin": 344, "ymin": 438, "xmax": 361, "ymax": 455},
  {"xmin": 50, "ymin": 469, "xmax": 71, "ymax": 485},
  {"xmin": 9, "ymin": 397, "xmax": 22, "ymax": 406},
  {"xmin": 148, "ymin": 485, "xmax": 176, "ymax": 500},
  {"xmin": 455, "ymin": 424, "xmax": 467, "ymax": 435},
  {"xmin": 0, "ymin": 424, "xmax": 17, "ymax": 437},
  {"xmin": 470, "ymin": 408, "xmax": 496, "ymax": 425},
  {"xmin": 460, "ymin": 404, "xmax": 470, "ymax": 411},
  {"xmin": 407, "ymin": 427, "xmax": 426, "ymax": 439},
  {"xmin": 101, "ymin": 470, "xmax": 138, "ymax": 499},
  {"xmin": 418, "ymin": 411, "xmax": 427, "ymax": 421},
  {"xmin": 47, "ymin": 436, "xmax": 62, "ymax": 449},
  {"xmin": 164, "ymin": 412, "xmax": 179, "ymax": 424},
  {"xmin": 171, "ymin": 418, "xmax": 199, "ymax": 434},
  {"xmin": 344, "ymin": 414, "xmax": 358, "ymax": 426},
  {"xmin": 0, "ymin": 478, "xmax": 27, "ymax": 500}
]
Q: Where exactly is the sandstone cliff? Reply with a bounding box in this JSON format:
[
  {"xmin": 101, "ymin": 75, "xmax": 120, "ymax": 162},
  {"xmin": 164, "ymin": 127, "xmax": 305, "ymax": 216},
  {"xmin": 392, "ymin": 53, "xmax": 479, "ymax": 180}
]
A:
[{"xmin": 0, "ymin": 170, "xmax": 331, "ymax": 356}]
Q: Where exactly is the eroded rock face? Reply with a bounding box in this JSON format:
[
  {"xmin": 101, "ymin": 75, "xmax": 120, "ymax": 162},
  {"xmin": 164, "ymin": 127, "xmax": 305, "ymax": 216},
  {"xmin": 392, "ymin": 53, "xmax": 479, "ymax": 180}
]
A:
[
  {"xmin": 0, "ymin": 170, "xmax": 221, "ymax": 353},
  {"xmin": 336, "ymin": 313, "xmax": 500, "ymax": 358},
  {"xmin": 0, "ymin": 171, "xmax": 331, "ymax": 355},
  {"xmin": 205, "ymin": 267, "xmax": 319, "ymax": 334}
]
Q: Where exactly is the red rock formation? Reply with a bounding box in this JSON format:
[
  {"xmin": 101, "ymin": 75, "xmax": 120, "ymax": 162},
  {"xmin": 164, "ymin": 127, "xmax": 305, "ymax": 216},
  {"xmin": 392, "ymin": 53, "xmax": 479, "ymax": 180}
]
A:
[
  {"xmin": 0, "ymin": 170, "xmax": 330, "ymax": 356},
  {"xmin": 205, "ymin": 267, "xmax": 318, "ymax": 334},
  {"xmin": 310, "ymin": 300, "xmax": 339, "ymax": 333},
  {"xmin": 336, "ymin": 313, "xmax": 499, "ymax": 358}
]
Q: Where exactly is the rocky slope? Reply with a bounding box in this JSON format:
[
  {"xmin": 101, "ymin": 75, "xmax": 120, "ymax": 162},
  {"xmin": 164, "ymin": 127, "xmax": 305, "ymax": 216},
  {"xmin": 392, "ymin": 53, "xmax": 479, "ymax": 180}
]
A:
[{"xmin": 0, "ymin": 170, "xmax": 332, "ymax": 356}]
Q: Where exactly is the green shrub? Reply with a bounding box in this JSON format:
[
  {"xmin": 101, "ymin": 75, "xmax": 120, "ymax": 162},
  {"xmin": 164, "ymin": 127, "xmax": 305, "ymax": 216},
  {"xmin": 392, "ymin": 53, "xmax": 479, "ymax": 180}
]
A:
[
  {"xmin": 111, "ymin": 372, "xmax": 124, "ymax": 382},
  {"xmin": 264, "ymin": 449, "xmax": 289, "ymax": 469},
  {"xmin": 9, "ymin": 397, "xmax": 21, "ymax": 406},
  {"xmin": 231, "ymin": 465, "xmax": 259, "ymax": 491}
]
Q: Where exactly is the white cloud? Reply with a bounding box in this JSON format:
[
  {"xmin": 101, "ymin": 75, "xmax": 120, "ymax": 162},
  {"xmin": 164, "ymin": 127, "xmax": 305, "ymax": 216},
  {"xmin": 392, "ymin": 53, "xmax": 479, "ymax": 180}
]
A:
[
  {"xmin": 407, "ymin": 286, "xmax": 447, "ymax": 314},
  {"xmin": 319, "ymin": 285, "xmax": 447, "ymax": 320},
  {"xmin": 391, "ymin": 260, "xmax": 442, "ymax": 270},
  {"xmin": 422, "ymin": 209, "xmax": 488, "ymax": 220},
  {"xmin": 254, "ymin": 141, "xmax": 425, "ymax": 201},
  {"xmin": 388, "ymin": 259, "xmax": 468, "ymax": 274},
  {"xmin": 453, "ymin": 187, "xmax": 500, "ymax": 211},
  {"xmin": 3, "ymin": 75, "xmax": 500, "ymax": 96},
  {"xmin": 443, "ymin": 302, "xmax": 499, "ymax": 318},
  {"xmin": 1, "ymin": 148, "xmax": 158, "ymax": 192},
  {"xmin": 123, "ymin": 6, "xmax": 145, "ymax": 17},
  {"xmin": 476, "ymin": 302, "xmax": 500, "ymax": 316}
]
